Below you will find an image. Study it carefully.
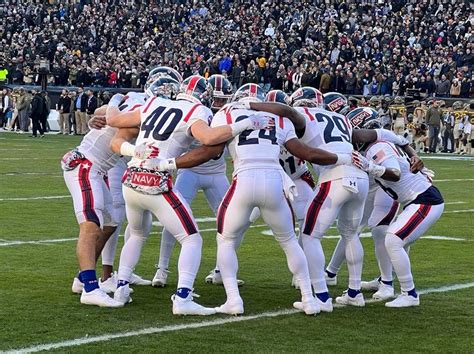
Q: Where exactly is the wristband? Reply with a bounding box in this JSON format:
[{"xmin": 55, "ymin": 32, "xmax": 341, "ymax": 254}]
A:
[
  {"xmin": 160, "ymin": 158, "xmax": 177, "ymax": 172},
  {"xmin": 368, "ymin": 162, "xmax": 386, "ymax": 178},
  {"xmin": 120, "ymin": 142, "xmax": 135, "ymax": 157},
  {"xmin": 336, "ymin": 153, "xmax": 352, "ymax": 166},
  {"xmin": 230, "ymin": 119, "xmax": 252, "ymax": 136}
]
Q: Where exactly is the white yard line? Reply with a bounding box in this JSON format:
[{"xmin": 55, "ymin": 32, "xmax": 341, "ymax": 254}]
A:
[
  {"xmin": 422, "ymin": 155, "xmax": 474, "ymax": 161},
  {"xmin": 434, "ymin": 178, "xmax": 474, "ymax": 182},
  {"xmin": 0, "ymin": 195, "xmax": 71, "ymax": 201},
  {"xmin": 444, "ymin": 209, "xmax": 474, "ymax": 214},
  {"xmin": 6, "ymin": 281, "xmax": 474, "ymax": 353},
  {"xmin": 0, "ymin": 157, "xmax": 59, "ymax": 160},
  {"xmin": 444, "ymin": 201, "xmax": 466, "ymax": 205},
  {"xmin": 0, "ymin": 224, "xmax": 268, "ymax": 247},
  {"xmin": 1, "ymin": 172, "xmax": 63, "ymax": 177}
]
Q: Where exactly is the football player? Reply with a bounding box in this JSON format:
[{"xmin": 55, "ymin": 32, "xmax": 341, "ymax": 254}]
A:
[
  {"xmin": 265, "ymin": 90, "xmax": 316, "ymax": 288},
  {"xmin": 324, "ymin": 107, "xmax": 400, "ymax": 301},
  {"xmin": 152, "ymin": 74, "xmax": 250, "ymax": 287},
  {"xmin": 62, "ymin": 92, "xmax": 147, "ymax": 307},
  {"xmin": 144, "ymin": 83, "xmax": 359, "ymax": 315},
  {"xmin": 323, "ymin": 92, "xmax": 350, "ymax": 115},
  {"xmin": 105, "ymin": 76, "xmax": 272, "ymax": 315},
  {"xmin": 353, "ymin": 134, "xmax": 444, "ymax": 308},
  {"xmin": 247, "ymin": 87, "xmax": 412, "ymax": 310}
]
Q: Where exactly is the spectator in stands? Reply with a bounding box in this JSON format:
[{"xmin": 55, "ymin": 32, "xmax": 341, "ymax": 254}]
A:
[{"xmin": 426, "ymin": 100, "xmax": 443, "ymax": 153}]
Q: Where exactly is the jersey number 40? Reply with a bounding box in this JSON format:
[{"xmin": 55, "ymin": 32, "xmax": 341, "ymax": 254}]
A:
[{"xmin": 141, "ymin": 106, "xmax": 183, "ymax": 141}]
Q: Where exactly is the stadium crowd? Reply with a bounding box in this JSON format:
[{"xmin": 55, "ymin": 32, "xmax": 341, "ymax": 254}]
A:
[{"xmin": 0, "ymin": 0, "xmax": 473, "ymax": 97}]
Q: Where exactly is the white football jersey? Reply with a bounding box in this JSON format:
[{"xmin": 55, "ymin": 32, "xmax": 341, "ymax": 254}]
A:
[
  {"xmin": 279, "ymin": 146, "xmax": 309, "ymax": 180},
  {"xmin": 212, "ymin": 107, "xmax": 297, "ymax": 175},
  {"xmin": 129, "ymin": 97, "xmax": 212, "ymax": 167},
  {"xmin": 186, "ymin": 140, "xmax": 226, "ymax": 175},
  {"xmin": 296, "ymin": 106, "xmax": 367, "ymax": 183},
  {"xmin": 78, "ymin": 95, "xmax": 145, "ymax": 172},
  {"xmin": 365, "ymin": 141, "xmax": 431, "ymax": 205}
]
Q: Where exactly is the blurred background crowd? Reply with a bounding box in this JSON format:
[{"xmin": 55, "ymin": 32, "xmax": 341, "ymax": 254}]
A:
[
  {"xmin": 0, "ymin": 0, "xmax": 473, "ymax": 151},
  {"xmin": 0, "ymin": 0, "xmax": 473, "ymax": 96}
]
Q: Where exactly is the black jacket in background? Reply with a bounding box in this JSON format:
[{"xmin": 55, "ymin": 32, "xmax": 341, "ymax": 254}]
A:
[
  {"xmin": 58, "ymin": 95, "xmax": 71, "ymax": 113},
  {"xmin": 30, "ymin": 94, "xmax": 44, "ymax": 119},
  {"xmin": 86, "ymin": 95, "xmax": 98, "ymax": 114}
]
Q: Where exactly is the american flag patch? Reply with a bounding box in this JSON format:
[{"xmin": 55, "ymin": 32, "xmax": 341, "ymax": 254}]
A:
[{"xmin": 373, "ymin": 150, "xmax": 386, "ymax": 163}]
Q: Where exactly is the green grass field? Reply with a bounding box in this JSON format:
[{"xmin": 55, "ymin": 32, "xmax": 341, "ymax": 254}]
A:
[{"xmin": 1, "ymin": 133, "xmax": 473, "ymax": 353}]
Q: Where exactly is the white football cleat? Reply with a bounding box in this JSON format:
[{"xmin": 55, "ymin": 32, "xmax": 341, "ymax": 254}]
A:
[
  {"xmin": 291, "ymin": 276, "xmax": 300, "ymax": 289},
  {"xmin": 205, "ymin": 269, "xmax": 245, "ymax": 286},
  {"xmin": 71, "ymin": 277, "xmax": 83, "ymax": 294},
  {"xmin": 215, "ymin": 298, "xmax": 244, "ymax": 315},
  {"xmin": 114, "ymin": 284, "xmax": 133, "ymax": 305},
  {"xmin": 335, "ymin": 290, "xmax": 365, "ymax": 307},
  {"xmin": 385, "ymin": 292, "xmax": 420, "ymax": 308},
  {"xmin": 315, "ymin": 297, "xmax": 334, "ymax": 312},
  {"xmin": 372, "ymin": 283, "xmax": 395, "ymax": 301},
  {"xmin": 172, "ymin": 292, "xmax": 216, "ymax": 316},
  {"xmin": 130, "ymin": 273, "xmax": 152, "ymax": 286},
  {"xmin": 152, "ymin": 268, "xmax": 169, "ymax": 288},
  {"xmin": 292, "ymin": 298, "xmax": 320, "ymax": 315},
  {"xmin": 361, "ymin": 277, "xmax": 380, "ymax": 291},
  {"xmin": 99, "ymin": 273, "xmax": 118, "ymax": 294},
  {"xmin": 80, "ymin": 288, "xmax": 123, "ymax": 307},
  {"xmin": 325, "ymin": 272, "xmax": 337, "ymax": 286}
]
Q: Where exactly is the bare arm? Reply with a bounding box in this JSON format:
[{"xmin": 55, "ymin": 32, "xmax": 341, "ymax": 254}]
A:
[
  {"xmin": 285, "ymin": 138, "xmax": 341, "ymax": 165},
  {"xmin": 351, "ymin": 129, "xmax": 378, "ymax": 144},
  {"xmin": 380, "ymin": 168, "xmax": 401, "ymax": 182},
  {"xmin": 248, "ymin": 102, "xmax": 307, "ymax": 133},
  {"xmin": 110, "ymin": 127, "xmax": 140, "ymax": 154},
  {"xmin": 106, "ymin": 106, "xmax": 141, "ymax": 128},
  {"xmin": 402, "ymin": 144, "xmax": 424, "ymax": 172},
  {"xmin": 174, "ymin": 144, "xmax": 225, "ymax": 168}
]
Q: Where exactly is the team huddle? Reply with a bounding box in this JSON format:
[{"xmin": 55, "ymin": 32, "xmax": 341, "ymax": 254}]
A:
[{"xmin": 61, "ymin": 67, "xmax": 444, "ymax": 315}]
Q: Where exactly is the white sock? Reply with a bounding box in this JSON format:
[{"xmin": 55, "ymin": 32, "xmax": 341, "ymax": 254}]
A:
[
  {"xmin": 176, "ymin": 233, "xmax": 202, "ymax": 290},
  {"xmin": 301, "ymin": 234, "xmax": 328, "ymax": 294},
  {"xmin": 326, "ymin": 237, "xmax": 346, "ymax": 275},
  {"xmin": 279, "ymin": 237, "xmax": 313, "ymax": 301},
  {"xmin": 371, "ymin": 226, "xmax": 393, "ymax": 282},
  {"xmin": 159, "ymin": 228, "xmax": 177, "ymax": 270},
  {"xmin": 216, "ymin": 233, "xmax": 241, "ymax": 302},
  {"xmin": 118, "ymin": 229, "xmax": 147, "ymax": 282},
  {"xmin": 344, "ymin": 235, "xmax": 364, "ymax": 290},
  {"xmin": 385, "ymin": 233, "xmax": 414, "ymax": 292},
  {"xmin": 101, "ymin": 222, "xmax": 122, "ymax": 266}
]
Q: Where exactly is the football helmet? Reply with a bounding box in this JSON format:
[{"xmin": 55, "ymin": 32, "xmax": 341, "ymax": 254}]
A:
[
  {"xmin": 265, "ymin": 90, "xmax": 290, "ymax": 105},
  {"xmin": 368, "ymin": 96, "xmax": 381, "ymax": 108},
  {"xmin": 208, "ymin": 74, "xmax": 233, "ymax": 111},
  {"xmin": 290, "ymin": 87, "xmax": 323, "ymax": 107},
  {"xmin": 148, "ymin": 66, "xmax": 183, "ymax": 83},
  {"xmin": 145, "ymin": 77, "xmax": 180, "ymax": 100},
  {"xmin": 176, "ymin": 75, "xmax": 210, "ymax": 104},
  {"xmin": 231, "ymin": 83, "xmax": 265, "ymax": 103},
  {"xmin": 452, "ymin": 101, "xmax": 463, "ymax": 110},
  {"xmin": 346, "ymin": 107, "xmax": 380, "ymax": 130},
  {"xmin": 323, "ymin": 92, "xmax": 349, "ymax": 114}
]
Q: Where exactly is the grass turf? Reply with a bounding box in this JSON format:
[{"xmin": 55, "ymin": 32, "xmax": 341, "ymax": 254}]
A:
[{"xmin": 0, "ymin": 133, "xmax": 473, "ymax": 352}]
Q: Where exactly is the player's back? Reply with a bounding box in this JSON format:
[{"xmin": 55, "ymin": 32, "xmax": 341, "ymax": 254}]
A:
[
  {"xmin": 365, "ymin": 141, "xmax": 431, "ymax": 205},
  {"xmin": 212, "ymin": 107, "xmax": 296, "ymax": 175},
  {"xmin": 131, "ymin": 97, "xmax": 212, "ymax": 167},
  {"xmin": 296, "ymin": 106, "xmax": 367, "ymax": 182},
  {"xmin": 78, "ymin": 95, "xmax": 145, "ymax": 172}
]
